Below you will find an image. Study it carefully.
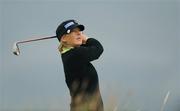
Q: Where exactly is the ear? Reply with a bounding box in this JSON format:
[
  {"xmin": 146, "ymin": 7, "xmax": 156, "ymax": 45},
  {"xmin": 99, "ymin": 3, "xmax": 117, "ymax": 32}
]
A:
[{"xmin": 61, "ymin": 35, "xmax": 67, "ymax": 42}]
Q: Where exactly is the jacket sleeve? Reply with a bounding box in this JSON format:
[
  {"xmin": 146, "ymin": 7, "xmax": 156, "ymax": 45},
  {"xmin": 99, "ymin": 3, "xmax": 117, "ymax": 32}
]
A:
[{"xmin": 72, "ymin": 38, "xmax": 104, "ymax": 62}]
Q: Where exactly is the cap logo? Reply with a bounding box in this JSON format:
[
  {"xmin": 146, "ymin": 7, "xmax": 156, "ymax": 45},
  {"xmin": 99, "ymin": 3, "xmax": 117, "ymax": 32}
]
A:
[{"xmin": 64, "ymin": 22, "xmax": 75, "ymax": 29}]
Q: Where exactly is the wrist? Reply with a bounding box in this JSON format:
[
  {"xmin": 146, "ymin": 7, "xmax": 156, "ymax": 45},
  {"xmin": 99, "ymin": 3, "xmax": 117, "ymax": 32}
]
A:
[{"xmin": 82, "ymin": 34, "xmax": 88, "ymax": 44}]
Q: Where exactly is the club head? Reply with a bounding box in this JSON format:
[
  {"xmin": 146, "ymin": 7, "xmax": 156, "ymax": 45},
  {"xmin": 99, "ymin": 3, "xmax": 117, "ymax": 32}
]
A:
[{"xmin": 12, "ymin": 42, "xmax": 20, "ymax": 56}]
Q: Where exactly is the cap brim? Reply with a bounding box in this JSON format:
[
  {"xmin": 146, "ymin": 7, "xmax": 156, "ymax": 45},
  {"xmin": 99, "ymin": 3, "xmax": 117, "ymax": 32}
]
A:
[
  {"xmin": 69, "ymin": 24, "xmax": 85, "ymax": 32},
  {"xmin": 77, "ymin": 24, "xmax": 85, "ymax": 31}
]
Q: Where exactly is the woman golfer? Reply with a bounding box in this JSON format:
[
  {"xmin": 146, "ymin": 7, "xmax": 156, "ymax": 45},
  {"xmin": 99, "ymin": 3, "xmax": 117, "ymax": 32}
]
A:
[{"xmin": 56, "ymin": 19, "xmax": 104, "ymax": 111}]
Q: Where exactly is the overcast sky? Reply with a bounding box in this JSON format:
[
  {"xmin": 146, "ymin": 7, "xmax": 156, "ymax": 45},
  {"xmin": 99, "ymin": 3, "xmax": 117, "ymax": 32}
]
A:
[{"xmin": 0, "ymin": 0, "xmax": 180, "ymax": 111}]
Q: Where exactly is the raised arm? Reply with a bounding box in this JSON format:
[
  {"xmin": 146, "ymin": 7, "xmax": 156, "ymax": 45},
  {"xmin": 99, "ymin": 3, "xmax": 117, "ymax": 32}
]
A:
[{"xmin": 72, "ymin": 38, "xmax": 104, "ymax": 62}]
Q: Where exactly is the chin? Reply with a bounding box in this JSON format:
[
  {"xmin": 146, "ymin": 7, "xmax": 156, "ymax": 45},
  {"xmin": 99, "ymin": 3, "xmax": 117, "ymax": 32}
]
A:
[
  {"xmin": 74, "ymin": 43, "xmax": 82, "ymax": 47},
  {"xmin": 77, "ymin": 42, "xmax": 83, "ymax": 45}
]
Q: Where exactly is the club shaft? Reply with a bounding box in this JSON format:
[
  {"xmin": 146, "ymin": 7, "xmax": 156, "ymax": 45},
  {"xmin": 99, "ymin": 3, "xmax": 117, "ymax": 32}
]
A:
[{"xmin": 17, "ymin": 36, "xmax": 56, "ymax": 44}]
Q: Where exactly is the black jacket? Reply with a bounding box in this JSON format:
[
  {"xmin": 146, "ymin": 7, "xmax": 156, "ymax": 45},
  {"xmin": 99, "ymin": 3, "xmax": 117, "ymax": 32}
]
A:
[{"xmin": 61, "ymin": 38, "xmax": 104, "ymax": 97}]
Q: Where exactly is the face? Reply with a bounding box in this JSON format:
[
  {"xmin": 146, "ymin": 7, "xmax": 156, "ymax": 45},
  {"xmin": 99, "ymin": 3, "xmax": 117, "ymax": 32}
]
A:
[{"xmin": 61, "ymin": 27, "xmax": 83, "ymax": 47}]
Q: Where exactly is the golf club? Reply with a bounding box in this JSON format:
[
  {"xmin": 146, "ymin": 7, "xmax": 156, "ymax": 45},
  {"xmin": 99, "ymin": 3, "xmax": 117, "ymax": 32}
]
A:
[{"xmin": 12, "ymin": 36, "xmax": 56, "ymax": 56}]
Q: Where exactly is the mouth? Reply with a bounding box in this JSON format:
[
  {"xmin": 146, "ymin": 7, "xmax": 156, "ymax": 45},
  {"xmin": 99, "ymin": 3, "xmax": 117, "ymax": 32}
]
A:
[{"xmin": 76, "ymin": 37, "xmax": 81, "ymax": 41}]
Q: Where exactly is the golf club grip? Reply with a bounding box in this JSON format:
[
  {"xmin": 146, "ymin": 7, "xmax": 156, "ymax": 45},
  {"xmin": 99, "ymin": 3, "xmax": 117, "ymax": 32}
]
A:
[{"xmin": 17, "ymin": 36, "xmax": 57, "ymax": 44}]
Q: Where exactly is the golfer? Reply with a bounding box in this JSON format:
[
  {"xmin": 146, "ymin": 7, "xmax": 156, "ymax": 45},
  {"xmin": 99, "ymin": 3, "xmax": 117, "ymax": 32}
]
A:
[{"xmin": 56, "ymin": 19, "xmax": 104, "ymax": 111}]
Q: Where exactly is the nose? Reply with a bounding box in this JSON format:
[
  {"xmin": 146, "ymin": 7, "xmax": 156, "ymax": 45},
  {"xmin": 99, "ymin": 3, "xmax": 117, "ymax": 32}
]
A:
[{"xmin": 78, "ymin": 31, "xmax": 82, "ymax": 34}]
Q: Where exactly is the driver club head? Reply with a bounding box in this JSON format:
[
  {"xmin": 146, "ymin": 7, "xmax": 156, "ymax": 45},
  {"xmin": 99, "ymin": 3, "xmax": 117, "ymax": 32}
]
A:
[{"xmin": 12, "ymin": 42, "xmax": 20, "ymax": 56}]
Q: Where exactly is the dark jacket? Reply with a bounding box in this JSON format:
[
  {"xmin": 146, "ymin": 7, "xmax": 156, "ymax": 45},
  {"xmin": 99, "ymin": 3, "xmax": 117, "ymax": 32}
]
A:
[{"xmin": 61, "ymin": 38, "xmax": 104, "ymax": 97}]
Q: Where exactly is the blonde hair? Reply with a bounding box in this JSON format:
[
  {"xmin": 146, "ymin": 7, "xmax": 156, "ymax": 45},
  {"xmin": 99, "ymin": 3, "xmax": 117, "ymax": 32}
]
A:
[
  {"xmin": 58, "ymin": 42, "xmax": 74, "ymax": 54},
  {"xmin": 58, "ymin": 42, "xmax": 63, "ymax": 53}
]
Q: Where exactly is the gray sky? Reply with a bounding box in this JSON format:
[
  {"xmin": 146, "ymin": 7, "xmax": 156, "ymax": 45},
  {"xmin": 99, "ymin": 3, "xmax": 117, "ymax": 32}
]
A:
[{"xmin": 1, "ymin": 0, "xmax": 180, "ymax": 111}]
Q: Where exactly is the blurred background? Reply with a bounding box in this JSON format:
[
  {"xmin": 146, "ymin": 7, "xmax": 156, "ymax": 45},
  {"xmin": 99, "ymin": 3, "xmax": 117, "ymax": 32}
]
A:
[{"xmin": 0, "ymin": 0, "xmax": 180, "ymax": 111}]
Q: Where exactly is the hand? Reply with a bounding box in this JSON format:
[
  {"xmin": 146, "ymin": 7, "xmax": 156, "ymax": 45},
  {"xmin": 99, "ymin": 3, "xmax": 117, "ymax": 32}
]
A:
[{"xmin": 81, "ymin": 33, "xmax": 88, "ymax": 44}]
